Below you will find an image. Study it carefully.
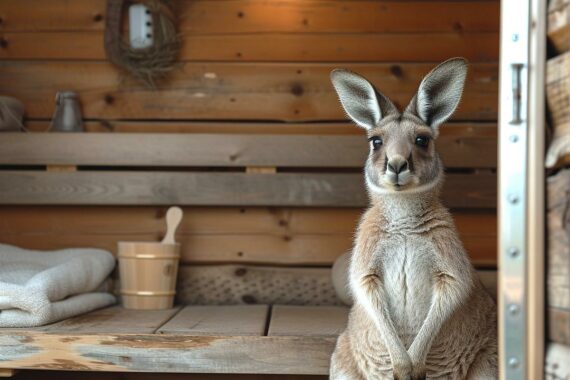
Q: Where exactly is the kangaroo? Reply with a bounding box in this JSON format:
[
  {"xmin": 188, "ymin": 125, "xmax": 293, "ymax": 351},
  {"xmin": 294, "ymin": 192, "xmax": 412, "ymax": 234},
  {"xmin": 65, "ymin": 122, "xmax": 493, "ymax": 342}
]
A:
[{"xmin": 329, "ymin": 58, "xmax": 497, "ymax": 380}]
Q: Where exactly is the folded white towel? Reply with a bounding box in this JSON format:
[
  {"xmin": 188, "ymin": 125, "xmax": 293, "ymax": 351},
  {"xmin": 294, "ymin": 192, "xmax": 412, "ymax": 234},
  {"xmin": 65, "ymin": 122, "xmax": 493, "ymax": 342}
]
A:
[{"xmin": 0, "ymin": 243, "xmax": 116, "ymax": 327}]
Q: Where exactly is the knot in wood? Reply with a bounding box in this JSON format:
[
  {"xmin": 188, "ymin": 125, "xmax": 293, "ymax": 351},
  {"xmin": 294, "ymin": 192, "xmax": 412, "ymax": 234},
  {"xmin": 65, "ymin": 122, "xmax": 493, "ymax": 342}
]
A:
[{"xmin": 291, "ymin": 84, "xmax": 304, "ymax": 97}]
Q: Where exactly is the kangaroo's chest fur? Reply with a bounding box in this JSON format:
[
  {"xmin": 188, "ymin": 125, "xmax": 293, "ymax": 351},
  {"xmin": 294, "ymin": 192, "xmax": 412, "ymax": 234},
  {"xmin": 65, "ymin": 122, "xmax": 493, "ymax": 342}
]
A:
[{"xmin": 380, "ymin": 234, "xmax": 435, "ymax": 343}]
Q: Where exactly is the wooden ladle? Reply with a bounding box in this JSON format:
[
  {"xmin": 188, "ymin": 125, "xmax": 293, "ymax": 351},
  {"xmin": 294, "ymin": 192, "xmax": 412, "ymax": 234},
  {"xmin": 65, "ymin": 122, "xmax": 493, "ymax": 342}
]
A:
[{"xmin": 161, "ymin": 206, "xmax": 183, "ymax": 245}]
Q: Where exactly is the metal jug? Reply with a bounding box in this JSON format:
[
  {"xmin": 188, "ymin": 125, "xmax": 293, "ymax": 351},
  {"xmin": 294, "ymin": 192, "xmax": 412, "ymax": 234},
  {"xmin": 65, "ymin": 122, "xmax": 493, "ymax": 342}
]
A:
[{"xmin": 51, "ymin": 91, "xmax": 84, "ymax": 132}]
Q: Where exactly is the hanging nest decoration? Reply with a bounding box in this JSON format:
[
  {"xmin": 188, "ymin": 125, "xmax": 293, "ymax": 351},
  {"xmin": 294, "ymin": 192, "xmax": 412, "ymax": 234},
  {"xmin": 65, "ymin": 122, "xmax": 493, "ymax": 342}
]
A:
[{"xmin": 104, "ymin": 0, "xmax": 181, "ymax": 88}]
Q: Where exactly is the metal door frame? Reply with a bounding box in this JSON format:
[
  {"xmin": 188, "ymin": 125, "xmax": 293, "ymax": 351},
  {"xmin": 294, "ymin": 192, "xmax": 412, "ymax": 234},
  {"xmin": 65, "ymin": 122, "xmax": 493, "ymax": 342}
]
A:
[{"xmin": 498, "ymin": 0, "xmax": 546, "ymax": 379}]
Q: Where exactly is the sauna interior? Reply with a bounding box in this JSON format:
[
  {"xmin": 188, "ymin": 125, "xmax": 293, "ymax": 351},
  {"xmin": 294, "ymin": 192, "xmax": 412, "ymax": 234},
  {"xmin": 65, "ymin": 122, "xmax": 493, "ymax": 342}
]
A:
[{"xmin": 0, "ymin": 0, "xmax": 566, "ymax": 379}]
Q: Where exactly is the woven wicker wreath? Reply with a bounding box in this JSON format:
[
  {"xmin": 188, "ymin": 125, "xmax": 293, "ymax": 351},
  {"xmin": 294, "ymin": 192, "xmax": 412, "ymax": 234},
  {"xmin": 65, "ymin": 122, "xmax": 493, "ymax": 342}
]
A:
[{"xmin": 104, "ymin": 0, "xmax": 180, "ymax": 87}]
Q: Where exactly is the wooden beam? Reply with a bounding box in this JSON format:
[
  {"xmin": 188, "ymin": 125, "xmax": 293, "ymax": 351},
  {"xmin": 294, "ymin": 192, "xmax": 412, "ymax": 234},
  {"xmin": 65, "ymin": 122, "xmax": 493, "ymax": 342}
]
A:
[
  {"xmin": 0, "ymin": 207, "xmax": 497, "ymax": 266},
  {"xmin": 0, "ymin": 0, "xmax": 499, "ymax": 33},
  {"xmin": 0, "ymin": 171, "xmax": 496, "ymax": 208},
  {"xmin": 23, "ymin": 120, "xmax": 495, "ymax": 135},
  {"xmin": 0, "ymin": 131, "xmax": 497, "ymax": 169},
  {"xmin": 0, "ymin": 206, "xmax": 495, "ymax": 236},
  {"xmin": 0, "ymin": 231, "xmax": 496, "ymax": 267},
  {"xmin": 0, "ymin": 32, "xmax": 499, "ymax": 62},
  {"xmin": 0, "ymin": 62, "xmax": 498, "ymax": 121}
]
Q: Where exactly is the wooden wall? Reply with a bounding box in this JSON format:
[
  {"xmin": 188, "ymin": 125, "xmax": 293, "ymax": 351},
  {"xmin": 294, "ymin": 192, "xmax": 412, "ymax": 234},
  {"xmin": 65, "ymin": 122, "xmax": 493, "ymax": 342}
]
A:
[
  {"xmin": 0, "ymin": 1, "xmax": 499, "ymax": 378},
  {"xmin": 0, "ymin": 1, "xmax": 500, "ymax": 282}
]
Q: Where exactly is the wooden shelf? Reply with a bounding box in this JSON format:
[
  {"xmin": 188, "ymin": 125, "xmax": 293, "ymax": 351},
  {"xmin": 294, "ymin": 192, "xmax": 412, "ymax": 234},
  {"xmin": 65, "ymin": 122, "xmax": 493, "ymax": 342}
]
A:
[
  {"xmin": 0, "ymin": 305, "xmax": 348, "ymax": 375},
  {"xmin": 0, "ymin": 133, "xmax": 497, "ymax": 208}
]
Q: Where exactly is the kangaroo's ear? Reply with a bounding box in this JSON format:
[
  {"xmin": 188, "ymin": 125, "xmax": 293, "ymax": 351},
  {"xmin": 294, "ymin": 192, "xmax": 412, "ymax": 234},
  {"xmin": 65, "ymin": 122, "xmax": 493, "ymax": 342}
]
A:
[
  {"xmin": 406, "ymin": 58, "xmax": 468, "ymax": 131},
  {"xmin": 331, "ymin": 69, "xmax": 398, "ymax": 130}
]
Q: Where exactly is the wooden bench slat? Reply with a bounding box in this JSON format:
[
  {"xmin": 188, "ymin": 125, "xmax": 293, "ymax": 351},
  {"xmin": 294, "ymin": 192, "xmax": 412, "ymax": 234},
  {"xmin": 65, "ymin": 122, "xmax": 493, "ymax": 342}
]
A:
[
  {"xmin": 0, "ymin": 332, "xmax": 334, "ymax": 374},
  {"xmin": 268, "ymin": 306, "xmax": 348, "ymax": 337},
  {"xmin": 42, "ymin": 306, "xmax": 180, "ymax": 334},
  {"xmin": 0, "ymin": 130, "xmax": 497, "ymax": 169},
  {"xmin": 0, "ymin": 171, "xmax": 496, "ymax": 208},
  {"xmin": 0, "ymin": 62, "xmax": 498, "ymax": 121},
  {"xmin": 0, "ymin": 306, "xmax": 180, "ymax": 334},
  {"xmin": 157, "ymin": 305, "xmax": 269, "ymax": 336},
  {"xmin": 0, "ymin": 0, "xmax": 499, "ymax": 33}
]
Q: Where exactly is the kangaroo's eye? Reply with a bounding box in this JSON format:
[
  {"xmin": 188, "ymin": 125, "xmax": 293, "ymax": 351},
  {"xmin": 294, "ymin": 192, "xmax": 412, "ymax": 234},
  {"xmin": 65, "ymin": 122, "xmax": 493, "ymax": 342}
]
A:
[
  {"xmin": 415, "ymin": 135, "xmax": 430, "ymax": 148},
  {"xmin": 369, "ymin": 136, "xmax": 383, "ymax": 150}
]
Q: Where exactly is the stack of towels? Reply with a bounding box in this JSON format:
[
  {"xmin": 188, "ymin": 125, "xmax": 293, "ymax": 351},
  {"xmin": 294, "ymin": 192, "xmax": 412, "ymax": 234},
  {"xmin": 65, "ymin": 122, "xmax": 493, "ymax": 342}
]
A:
[{"xmin": 0, "ymin": 243, "xmax": 116, "ymax": 327}]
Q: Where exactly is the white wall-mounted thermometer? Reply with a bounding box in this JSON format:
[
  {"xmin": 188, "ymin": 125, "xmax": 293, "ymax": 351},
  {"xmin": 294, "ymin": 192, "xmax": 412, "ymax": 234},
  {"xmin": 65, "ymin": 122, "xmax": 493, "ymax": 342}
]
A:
[{"xmin": 129, "ymin": 4, "xmax": 154, "ymax": 49}]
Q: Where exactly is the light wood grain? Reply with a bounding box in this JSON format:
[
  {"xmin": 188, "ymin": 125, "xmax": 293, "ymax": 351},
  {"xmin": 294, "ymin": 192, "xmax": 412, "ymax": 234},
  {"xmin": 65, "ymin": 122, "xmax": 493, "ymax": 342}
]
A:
[
  {"xmin": 0, "ymin": 0, "xmax": 499, "ymax": 33},
  {"xmin": 268, "ymin": 306, "xmax": 348, "ymax": 337},
  {"xmin": 0, "ymin": 131, "xmax": 497, "ymax": 169},
  {"xmin": 0, "ymin": 62, "xmax": 498, "ymax": 121},
  {"xmin": 158, "ymin": 305, "xmax": 269, "ymax": 336}
]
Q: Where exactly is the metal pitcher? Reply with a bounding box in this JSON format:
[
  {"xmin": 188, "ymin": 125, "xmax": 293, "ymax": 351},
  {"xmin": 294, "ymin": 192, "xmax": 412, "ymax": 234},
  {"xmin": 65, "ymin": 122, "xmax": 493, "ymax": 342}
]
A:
[{"xmin": 51, "ymin": 91, "xmax": 84, "ymax": 132}]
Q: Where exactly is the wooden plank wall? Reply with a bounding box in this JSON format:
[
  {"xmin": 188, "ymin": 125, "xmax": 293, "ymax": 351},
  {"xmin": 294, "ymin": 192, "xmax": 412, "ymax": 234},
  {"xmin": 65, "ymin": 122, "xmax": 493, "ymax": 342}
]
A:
[
  {"xmin": 0, "ymin": 1, "xmax": 499, "ymax": 378},
  {"xmin": 0, "ymin": 0, "xmax": 499, "ymax": 288}
]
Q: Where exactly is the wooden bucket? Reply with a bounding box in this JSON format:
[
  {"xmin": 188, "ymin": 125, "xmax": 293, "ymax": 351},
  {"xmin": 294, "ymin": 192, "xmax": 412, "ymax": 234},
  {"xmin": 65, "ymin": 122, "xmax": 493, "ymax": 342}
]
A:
[{"xmin": 118, "ymin": 242, "xmax": 180, "ymax": 310}]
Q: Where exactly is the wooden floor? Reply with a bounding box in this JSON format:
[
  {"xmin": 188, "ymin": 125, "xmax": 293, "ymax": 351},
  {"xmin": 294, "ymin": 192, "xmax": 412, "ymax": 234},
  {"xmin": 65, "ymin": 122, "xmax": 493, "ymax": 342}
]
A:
[{"xmin": 0, "ymin": 305, "xmax": 348, "ymax": 375}]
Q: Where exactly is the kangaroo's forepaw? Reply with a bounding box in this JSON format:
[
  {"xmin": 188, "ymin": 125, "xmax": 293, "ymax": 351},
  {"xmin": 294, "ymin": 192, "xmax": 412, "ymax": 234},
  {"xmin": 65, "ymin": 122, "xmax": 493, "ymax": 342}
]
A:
[
  {"xmin": 410, "ymin": 368, "xmax": 426, "ymax": 380},
  {"xmin": 392, "ymin": 360, "xmax": 413, "ymax": 380}
]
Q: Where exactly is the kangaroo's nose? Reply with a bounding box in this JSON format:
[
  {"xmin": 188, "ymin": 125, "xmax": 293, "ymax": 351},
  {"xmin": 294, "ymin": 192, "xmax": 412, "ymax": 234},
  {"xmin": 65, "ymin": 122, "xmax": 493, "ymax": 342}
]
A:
[{"xmin": 387, "ymin": 157, "xmax": 408, "ymax": 174}]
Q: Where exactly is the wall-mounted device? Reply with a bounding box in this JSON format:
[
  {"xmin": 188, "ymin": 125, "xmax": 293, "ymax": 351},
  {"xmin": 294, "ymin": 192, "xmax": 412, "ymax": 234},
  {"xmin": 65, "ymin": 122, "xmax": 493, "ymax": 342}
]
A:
[{"xmin": 129, "ymin": 4, "xmax": 154, "ymax": 49}]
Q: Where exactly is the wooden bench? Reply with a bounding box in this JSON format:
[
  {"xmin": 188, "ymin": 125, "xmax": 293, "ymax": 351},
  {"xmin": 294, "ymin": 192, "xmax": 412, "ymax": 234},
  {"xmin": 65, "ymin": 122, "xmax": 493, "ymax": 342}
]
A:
[
  {"xmin": 0, "ymin": 131, "xmax": 497, "ymax": 374},
  {"xmin": 0, "ymin": 305, "xmax": 347, "ymax": 374}
]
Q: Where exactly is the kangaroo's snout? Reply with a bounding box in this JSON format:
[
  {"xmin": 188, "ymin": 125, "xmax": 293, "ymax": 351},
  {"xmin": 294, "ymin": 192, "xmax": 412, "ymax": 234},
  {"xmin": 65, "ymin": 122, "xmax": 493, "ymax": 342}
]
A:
[
  {"xmin": 384, "ymin": 155, "xmax": 412, "ymax": 187},
  {"xmin": 387, "ymin": 156, "xmax": 408, "ymax": 175}
]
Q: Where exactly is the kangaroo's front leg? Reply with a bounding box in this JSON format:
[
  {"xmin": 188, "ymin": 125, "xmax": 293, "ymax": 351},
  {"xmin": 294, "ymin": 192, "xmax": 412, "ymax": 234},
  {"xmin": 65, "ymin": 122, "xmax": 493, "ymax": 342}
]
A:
[
  {"xmin": 407, "ymin": 236, "xmax": 473, "ymax": 379},
  {"xmin": 350, "ymin": 223, "xmax": 412, "ymax": 379},
  {"xmin": 353, "ymin": 271, "xmax": 412, "ymax": 379}
]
